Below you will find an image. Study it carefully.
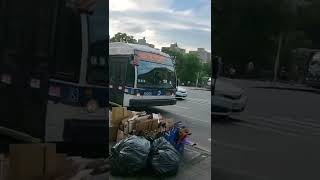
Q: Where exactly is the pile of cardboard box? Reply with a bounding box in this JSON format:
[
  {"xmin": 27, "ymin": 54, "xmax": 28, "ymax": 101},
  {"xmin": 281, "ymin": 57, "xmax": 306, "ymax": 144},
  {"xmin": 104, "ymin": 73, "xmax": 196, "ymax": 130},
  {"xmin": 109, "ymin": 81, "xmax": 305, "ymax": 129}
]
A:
[
  {"xmin": 109, "ymin": 107, "xmax": 174, "ymax": 142},
  {"xmin": 0, "ymin": 144, "xmax": 109, "ymax": 180}
]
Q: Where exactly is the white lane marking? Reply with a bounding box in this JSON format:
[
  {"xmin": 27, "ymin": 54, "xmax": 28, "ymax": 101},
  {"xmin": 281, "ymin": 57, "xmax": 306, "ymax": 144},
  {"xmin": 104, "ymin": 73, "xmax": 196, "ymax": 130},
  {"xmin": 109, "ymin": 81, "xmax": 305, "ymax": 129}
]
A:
[
  {"xmin": 186, "ymin": 98, "xmax": 210, "ymax": 105},
  {"xmin": 188, "ymin": 97, "xmax": 210, "ymax": 102},
  {"xmin": 177, "ymin": 113, "xmax": 210, "ymax": 124},
  {"xmin": 173, "ymin": 105, "xmax": 190, "ymax": 110}
]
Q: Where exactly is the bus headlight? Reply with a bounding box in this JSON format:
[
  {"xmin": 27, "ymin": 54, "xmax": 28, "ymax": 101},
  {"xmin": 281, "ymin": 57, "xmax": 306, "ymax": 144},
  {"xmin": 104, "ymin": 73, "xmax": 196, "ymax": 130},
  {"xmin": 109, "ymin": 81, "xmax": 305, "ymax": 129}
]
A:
[{"xmin": 87, "ymin": 99, "xmax": 98, "ymax": 113}]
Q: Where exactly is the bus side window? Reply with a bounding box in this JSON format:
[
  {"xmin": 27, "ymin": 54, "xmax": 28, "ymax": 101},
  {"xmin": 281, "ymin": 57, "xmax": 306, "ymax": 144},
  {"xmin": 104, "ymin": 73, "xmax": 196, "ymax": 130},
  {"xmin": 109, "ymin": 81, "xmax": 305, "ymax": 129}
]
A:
[
  {"xmin": 119, "ymin": 63, "xmax": 126, "ymax": 85},
  {"xmin": 126, "ymin": 63, "xmax": 135, "ymax": 87},
  {"xmin": 52, "ymin": 5, "xmax": 82, "ymax": 82}
]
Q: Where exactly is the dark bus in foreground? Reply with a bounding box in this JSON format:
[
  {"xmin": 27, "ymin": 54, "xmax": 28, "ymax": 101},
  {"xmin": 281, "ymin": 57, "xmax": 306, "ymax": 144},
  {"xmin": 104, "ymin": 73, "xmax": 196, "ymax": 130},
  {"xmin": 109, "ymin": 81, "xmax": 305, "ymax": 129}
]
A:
[{"xmin": 0, "ymin": 0, "xmax": 108, "ymax": 156}]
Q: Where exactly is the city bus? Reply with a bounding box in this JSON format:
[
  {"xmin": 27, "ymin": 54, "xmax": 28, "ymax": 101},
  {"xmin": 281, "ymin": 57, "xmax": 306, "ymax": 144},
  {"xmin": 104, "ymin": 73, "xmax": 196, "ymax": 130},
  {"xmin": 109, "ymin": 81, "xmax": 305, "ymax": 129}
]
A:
[
  {"xmin": 45, "ymin": 0, "xmax": 108, "ymax": 144},
  {"xmin": 109, "ymin": 42, "xmax": 177, "ymax": 107},
  {"xmin": 0, "ymin": 0, "xmax": 108, "ymax": 153}
]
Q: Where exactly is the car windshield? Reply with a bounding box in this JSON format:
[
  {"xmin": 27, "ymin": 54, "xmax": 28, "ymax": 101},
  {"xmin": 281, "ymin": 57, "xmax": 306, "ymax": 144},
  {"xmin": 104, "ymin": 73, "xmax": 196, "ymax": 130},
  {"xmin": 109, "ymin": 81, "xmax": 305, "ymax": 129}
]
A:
[{"xmin": 137, "ymin": 60, "xmax": 176, "ymax": 89}]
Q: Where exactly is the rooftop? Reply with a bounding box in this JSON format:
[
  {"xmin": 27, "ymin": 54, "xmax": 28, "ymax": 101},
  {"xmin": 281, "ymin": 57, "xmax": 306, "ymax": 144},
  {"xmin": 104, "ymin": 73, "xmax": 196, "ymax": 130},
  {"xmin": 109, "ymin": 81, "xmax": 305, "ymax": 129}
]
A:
[{"xmin": 109, "ymin": 42, "xmax": 170, "ymax": 57}]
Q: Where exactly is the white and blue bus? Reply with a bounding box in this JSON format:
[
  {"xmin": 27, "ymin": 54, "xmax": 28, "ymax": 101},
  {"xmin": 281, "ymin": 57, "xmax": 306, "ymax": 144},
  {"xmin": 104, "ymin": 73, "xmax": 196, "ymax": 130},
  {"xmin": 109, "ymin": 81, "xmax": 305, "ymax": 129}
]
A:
[{"xmin": 109, "ymin": 42, "xmax": 177, "ymax": 107}]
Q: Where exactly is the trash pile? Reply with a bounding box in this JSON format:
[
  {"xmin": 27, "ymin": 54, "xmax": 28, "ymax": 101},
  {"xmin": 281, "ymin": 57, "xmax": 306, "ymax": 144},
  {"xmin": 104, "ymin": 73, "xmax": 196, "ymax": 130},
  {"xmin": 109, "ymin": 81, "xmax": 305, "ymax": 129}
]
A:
[{"xmin": 109, "ymin": 107, "xmax": 194, "ymax": 177}]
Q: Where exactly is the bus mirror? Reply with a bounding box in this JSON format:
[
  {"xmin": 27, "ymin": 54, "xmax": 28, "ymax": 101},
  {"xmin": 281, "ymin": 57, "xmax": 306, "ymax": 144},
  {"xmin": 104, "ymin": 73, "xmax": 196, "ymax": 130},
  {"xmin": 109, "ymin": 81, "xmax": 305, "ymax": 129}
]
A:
[{"xmin": 67, "ymin": 0, "xmax": 96, "ymax": 14}]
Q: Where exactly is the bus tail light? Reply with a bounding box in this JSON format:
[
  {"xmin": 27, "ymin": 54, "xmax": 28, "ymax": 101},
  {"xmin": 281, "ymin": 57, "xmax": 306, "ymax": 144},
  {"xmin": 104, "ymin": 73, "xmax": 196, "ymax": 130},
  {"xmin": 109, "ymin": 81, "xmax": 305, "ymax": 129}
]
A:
[
  {"xmin": 1, "ymin": 74, "xmax": 11, "ymax": 84},
  {"xmin": 49, "ymin": 86, "xmax": 61, "ymax": 97}
]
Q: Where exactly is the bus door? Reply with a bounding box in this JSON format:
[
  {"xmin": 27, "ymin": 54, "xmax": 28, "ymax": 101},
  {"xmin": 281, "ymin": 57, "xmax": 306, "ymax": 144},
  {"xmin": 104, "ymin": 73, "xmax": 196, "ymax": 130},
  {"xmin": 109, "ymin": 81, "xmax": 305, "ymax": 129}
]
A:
[
  {"xmin": 0, "ymin": 0, "xmax": 56, "ymax": 142},
  {"xmin": 109, "ymin": 56, "xmax": 131, "ymax": 106}
]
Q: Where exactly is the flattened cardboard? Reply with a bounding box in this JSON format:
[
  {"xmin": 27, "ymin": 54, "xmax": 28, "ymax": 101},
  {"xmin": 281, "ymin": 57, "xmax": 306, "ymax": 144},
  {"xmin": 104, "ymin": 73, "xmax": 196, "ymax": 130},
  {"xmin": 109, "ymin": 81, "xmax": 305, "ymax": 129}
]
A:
[
  {"xmin": 116, "ymin": 130, "xmax": 125, "ymax": 142},
  {"xmin": 151, "ymin": 119, "xmax": 159, "ymax": 130},
  {"xmin": 9, "ymin": 144, "xmax": 56, "ymax": 180},
  {"xmin": 111, "ymin": 107, "xmax": 129, "ymax": 127}
]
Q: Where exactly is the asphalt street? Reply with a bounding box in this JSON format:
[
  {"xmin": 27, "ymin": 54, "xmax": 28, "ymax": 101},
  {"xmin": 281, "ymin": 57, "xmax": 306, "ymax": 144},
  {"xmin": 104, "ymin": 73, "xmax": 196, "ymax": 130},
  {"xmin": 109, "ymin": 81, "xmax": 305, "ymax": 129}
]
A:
[
  {"xmin": 213, "ymin": 78, "xmax": 320, "ymax": 180},
  {"xmin": 150, "ymin": 86, "xmax": 211, "ymax": 152}
]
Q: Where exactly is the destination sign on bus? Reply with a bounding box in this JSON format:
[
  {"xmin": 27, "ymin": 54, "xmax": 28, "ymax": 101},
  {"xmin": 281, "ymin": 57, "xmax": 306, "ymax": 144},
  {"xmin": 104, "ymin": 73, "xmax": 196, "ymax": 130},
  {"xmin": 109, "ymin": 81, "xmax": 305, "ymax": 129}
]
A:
[{"xmin": 134, "ymin": 51, "xmax": 168, "ymax": 64}]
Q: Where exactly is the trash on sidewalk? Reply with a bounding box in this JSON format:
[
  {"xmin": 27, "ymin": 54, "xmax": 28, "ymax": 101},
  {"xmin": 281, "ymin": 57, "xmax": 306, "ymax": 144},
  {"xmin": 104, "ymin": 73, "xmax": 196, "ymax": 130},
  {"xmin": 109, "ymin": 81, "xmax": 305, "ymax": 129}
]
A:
[
  {"xmin": 110, "ymin": 135, "xmax": 151, "ymax": 175},
  {"xmin": 109, "ymin": 108, "xmax": 193, "ymax": 177},
  {"xmin": 0, "ymin": 143, "xmax": 109, "ymax": 180},
  {"xmin": 149, "ymin": 137, "xmax": 180, "ymax": 176}
]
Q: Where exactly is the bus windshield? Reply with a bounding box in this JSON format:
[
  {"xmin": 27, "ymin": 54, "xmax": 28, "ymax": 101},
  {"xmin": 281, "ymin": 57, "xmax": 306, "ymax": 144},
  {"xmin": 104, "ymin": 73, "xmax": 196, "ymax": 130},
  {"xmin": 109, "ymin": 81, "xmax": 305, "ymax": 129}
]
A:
[{"xmin": 137, "ymin": 60, "xmax": 176, "ymax": 89}]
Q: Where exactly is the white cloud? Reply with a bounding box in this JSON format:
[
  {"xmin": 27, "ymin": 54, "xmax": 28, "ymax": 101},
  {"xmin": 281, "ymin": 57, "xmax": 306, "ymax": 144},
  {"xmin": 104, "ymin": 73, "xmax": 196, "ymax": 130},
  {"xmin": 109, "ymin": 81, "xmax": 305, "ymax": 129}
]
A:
[
  {"xmin": 109, "ymin": 0, "xmax": 138, "ymax": 11},
  {"xmin": 110, "ymin": 0, "xmax": 173, "ymax": 12},
  {"xmin": 109, "ymin": 0, "xmax": 211, "ymax": 51}
]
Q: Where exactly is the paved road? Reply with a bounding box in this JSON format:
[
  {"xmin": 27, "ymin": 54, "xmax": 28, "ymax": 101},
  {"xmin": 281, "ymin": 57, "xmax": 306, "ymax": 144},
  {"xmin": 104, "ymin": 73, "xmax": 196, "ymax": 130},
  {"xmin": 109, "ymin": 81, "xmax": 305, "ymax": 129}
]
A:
[
  {"xmin": 150, "ymin": 87, "xmax": 211, "ymax": 152},
  {"xmin": 213, "ymin": 78, "xmax": 320, "ymax": 180}
]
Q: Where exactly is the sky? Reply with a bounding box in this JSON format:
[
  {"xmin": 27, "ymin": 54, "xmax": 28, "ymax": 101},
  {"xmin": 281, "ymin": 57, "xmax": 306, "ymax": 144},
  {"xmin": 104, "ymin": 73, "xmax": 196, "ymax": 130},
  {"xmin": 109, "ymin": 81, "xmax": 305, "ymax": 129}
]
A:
[{"xmin": 109, "ymin": 0, "xmax": 211, "ymax": 53}]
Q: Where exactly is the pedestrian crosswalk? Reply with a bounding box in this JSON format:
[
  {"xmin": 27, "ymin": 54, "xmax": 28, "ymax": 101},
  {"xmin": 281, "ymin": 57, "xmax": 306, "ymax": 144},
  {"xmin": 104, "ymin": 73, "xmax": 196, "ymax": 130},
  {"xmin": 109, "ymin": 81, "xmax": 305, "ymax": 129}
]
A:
[{"xmin": 230, "ymin": 114, "xmax": 320, "ymax": 137}]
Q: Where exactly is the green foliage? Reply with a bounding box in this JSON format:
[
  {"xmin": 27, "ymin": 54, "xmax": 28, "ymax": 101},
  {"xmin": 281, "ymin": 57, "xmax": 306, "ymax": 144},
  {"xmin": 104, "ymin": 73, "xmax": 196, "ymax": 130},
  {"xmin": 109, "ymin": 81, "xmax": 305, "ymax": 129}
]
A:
[
  {"xmin": 213, "ymin": 0, "xmax": 317, "ymax": 75},
  {"xmin": 202, "ymin": 62, "xmax": 212, "ymax": 77},
  {"xmin": 110, "ymin": 32, "xmax": 137, "ymax": 43},
  {"xmin": 162, "ymin": 49, "xmax": 207, "ymax": 84}
]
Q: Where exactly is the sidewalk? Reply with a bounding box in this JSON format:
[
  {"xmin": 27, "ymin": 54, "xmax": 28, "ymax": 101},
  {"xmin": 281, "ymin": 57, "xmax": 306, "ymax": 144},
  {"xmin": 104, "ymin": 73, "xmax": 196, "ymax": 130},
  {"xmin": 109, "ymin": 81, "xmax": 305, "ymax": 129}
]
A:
[
  {"xmin": 252, "ymin": 81, "xmax": 320, "ymax": 93},
  {"xmin": 109, "ymin": 145, "xmax": 211, "ymax": 180}
]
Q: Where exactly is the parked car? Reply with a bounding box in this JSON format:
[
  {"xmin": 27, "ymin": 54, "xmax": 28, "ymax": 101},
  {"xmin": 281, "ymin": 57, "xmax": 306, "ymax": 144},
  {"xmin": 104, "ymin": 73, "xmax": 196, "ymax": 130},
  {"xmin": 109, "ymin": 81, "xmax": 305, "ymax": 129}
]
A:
[
  {"xmin": 206, "ymin": 78, "xmax": 211, "ymax": 89},
  {"xmin": 212, "ymin": 78, "xmax": 247, "ymax": 118},
  {"xmin": 176, "ymin": 86, "xmax": 187, "ymax": 99}
]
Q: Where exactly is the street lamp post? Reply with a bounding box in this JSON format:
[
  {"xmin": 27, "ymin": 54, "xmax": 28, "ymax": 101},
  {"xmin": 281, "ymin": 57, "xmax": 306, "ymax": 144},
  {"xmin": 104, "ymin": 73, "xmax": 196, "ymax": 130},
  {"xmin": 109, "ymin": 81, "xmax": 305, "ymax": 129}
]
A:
[{"xmin": 196, "ymin": 72, "xmax": 200, "ymax": 87}]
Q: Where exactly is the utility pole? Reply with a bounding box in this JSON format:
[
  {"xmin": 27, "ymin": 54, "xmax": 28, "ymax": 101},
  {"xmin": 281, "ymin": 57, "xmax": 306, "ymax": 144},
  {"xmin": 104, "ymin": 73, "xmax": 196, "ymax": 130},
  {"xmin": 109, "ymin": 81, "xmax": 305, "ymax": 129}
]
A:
[
  {"xmin": 196, "ymin": 72, "xmax": 200, "ymax": 87},
  {"xmin": 274, "ymin": 33, "xmax": 283, "ymax": 82}
]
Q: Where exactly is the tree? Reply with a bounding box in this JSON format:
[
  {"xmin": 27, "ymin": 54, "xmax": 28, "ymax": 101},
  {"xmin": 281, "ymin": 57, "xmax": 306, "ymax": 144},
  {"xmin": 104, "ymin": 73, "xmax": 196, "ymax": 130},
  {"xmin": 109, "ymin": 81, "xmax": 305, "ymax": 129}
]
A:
[
  {"xmin": 110, "ymin": 32, "xmax": 137, "ymax": 43},
  {"xmin": 182, "ymin": 54, "xmax": 202, "ymax": 84},
  {"xmin": 213, "ymin": 0, "xmax": 313, "ymax": 80},
  {"xmin": 202, "ymin": 62, "xmax": 212, "ymax": 77},
  {"xmin": 162, "ymin": 49, "xmax": 202, "ymax": 85}
]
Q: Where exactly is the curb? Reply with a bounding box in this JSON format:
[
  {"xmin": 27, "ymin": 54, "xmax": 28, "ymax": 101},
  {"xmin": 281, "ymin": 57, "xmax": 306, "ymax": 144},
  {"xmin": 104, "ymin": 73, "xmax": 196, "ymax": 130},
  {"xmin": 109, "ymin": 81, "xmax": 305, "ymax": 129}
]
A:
[
  {"xmin": 185, "ymin": 145, "xmax": 211, "ymax": 155},
  {"xmin": 253, "ymin": 86, "xmax": 320, "ymax": 94}
]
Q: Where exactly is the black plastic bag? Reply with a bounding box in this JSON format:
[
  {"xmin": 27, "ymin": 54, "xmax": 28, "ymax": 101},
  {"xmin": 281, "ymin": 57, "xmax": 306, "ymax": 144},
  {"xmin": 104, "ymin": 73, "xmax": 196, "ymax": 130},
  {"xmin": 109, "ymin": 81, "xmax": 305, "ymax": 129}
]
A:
[
  {"xmin": 149, "ymin": 137, "xmax": 181, "ymax": 176},
  {"xmin": 110, "ymin": 135, "xmax": 151, "ymax": 175}
]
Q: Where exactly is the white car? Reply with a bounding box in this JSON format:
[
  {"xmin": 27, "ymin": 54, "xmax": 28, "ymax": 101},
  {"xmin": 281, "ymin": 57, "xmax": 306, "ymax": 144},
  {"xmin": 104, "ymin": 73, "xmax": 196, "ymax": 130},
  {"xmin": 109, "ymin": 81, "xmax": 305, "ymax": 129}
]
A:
[
  {"xmin": 176, "ymin": 86, "xmax": 187, "ymax": 99},
  {"xmin": 212, "ymin": 78, "xmax": 247, "ymax": 117}
]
